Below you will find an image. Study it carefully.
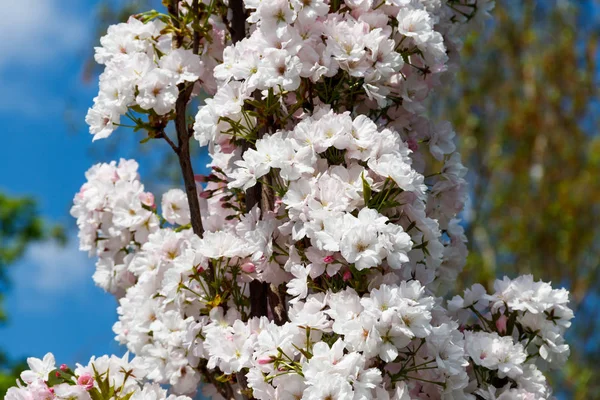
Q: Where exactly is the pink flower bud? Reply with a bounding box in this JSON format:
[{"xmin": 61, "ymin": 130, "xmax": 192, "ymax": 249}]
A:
[
  {"xmin": 196, "ymin": 265, "xmax": 206, "ymax": 274},
  {"xmin": 257, "ymin": 356, "xmax": 273, "ymax": 365},
  {"xmin": 199, "ymin": 190, "xmax": 212, "ymax": 199},
  {"xmin": 407, "ymin": 138, "xmax": 419, "ymax": 152},
  {"xmin": 60, "ymin": 364, "xmax": 68, "ymax": 371},
  {"xmin": 323, "ymin": 255, "xmax": 335, "ymax": 264},
  {"xmin": 194, "ymin": 174, "xmax": 207, "ymax": 183},
  {"xmin": 496, "ymin": 314, "xmax": 508, "ymax": 334},
  {"xmin": 220, "ymin": 139, "xmax": 236, "ymax": 153},
  {"xmin": 241, "ymin": 262, "xmax": 256, "ymax": 273},
  {"xmin": 77, "ymin": 373, "xmax": 95, "ymax": 390},
  {"xmin": 55, "ymin": 371, "xmax": 61, "ymax": 377},
  {"xmin": 139, "ymin": 192, "xmax": 155, "ymax": 207},
  {"xmin": 343, "ymin": 270, "xmax": 352, "ymax": 281}
]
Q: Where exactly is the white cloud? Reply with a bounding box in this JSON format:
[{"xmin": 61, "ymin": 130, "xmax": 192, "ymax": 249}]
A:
[
  {"xmin": 22, "ymin": 237, "xmax": 92, "ymax": 292},
  {"xmin": 9, "ymin": 235, "xmax": 96, "ymax": 313},
  {"xmin": 0, "ymin": 0, "xmax": 87, "ymax": 68}
]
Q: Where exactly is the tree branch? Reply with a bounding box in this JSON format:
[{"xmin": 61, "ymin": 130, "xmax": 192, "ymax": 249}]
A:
[
  {"xmin": 268, "ymin": 283, "xmax": 288, "ymax": 325},
  {"xmin": 225, "ymin": 0, "xmax": 271, "ymax": 322},
  {"xmin": 175, "ymin": 92, "xmax": 205, "ymax": 237},
  {"xmin": 168, "ymin": 0, "xmax": 205, "ymax": 237},
  {"xmin": 199, "ymin": 364, "xmax": 236, "ymax": 400},
  {"xmin": 229, "ymin": 0, "xmax": 246, "ymax": 43}
]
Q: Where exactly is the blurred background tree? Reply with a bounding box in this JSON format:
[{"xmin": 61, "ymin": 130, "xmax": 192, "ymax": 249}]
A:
[
  {"xmin": 0, "ymin": 194, "xmax": 65, "ymax": 395},
  {"xmin": 434, "ymin": 0, "xmax": 600, "ymax": 398}
]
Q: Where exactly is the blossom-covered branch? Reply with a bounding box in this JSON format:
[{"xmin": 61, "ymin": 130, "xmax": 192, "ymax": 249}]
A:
[{"xmin": 7, "ymin": 0, "xmax": 574, "ymax": 399}]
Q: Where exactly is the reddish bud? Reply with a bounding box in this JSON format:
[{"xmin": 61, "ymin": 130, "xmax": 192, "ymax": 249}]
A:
[
  {"xmin": 139, "ymin": 192, "xmax": 155, "ymax": 207},
  {"xmin": 241, "ymin": 262, "xmax": 256, "ymax": 273},
  {"xmin": 407, "ymin": 138, "xmax": 419, "ymax": 152},
  {"xmin": 323, "ymin": 255, "xmax": 335, "ymax": 264},
  {"xmin": 343, "ymin": 270, "xmax": 352, "ymax": 281},
  {"xmin": 194, "ymin": 174, "xmax": 207, "ymax": 183},
  {"xmin": 257, "ymin": 356, "xmax": 273, "ymax": 365},
  {"xmin": 199, "ymin": 190, "xmax": 212, "ymax": 199},
  {"xmin": 60, "ymin": 364, "xmax": 68, "ymax": 371},
  {"xmin": 77, "ymin": 373, "xmax": 95, "ymax": 390},
  {"xmin": 496, "ymin": 314, "xmax": 508, "ymax": 334}
]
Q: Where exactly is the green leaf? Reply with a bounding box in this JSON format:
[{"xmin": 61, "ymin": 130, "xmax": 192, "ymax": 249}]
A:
[
  {"xmin": 361, "ymin": 173, "xmax": 371, "ymax": 206},
  {"xmin": 89, "ymin": 388, "xmax": 103, "ymax": 400},
  {"xmin": 292, "ymin": 343, "xmax": 312, "ymax": 360},
  {"xmin": 120, "ymin": 392, "xmax": 135, "ymax": 400}
]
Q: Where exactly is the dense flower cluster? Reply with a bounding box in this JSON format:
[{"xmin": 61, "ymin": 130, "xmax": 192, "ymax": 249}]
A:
[
  {"xmin": 86, "ymin": 10, "xmax": 225, "ymax": 141},
  {"xmin": 448, "ymin": 275, "xmax": 573, "ymax": 399},
  {"xmin": 9, "ymin": 0, "xmax": 574, "ymax": 399},
  {"xmin": 70, "ymin": 159, "xmax": 159, "ymax": 295},
  {"xmin": 6, "ymin": 352, "xmax": 191, "ymax": 400}
]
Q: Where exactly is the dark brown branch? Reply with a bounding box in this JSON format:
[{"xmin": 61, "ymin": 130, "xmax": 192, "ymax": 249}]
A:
[
  {"xmin": 260, "ymin": 175, "xmax": 287, "ymax": 325},
  {"xmin": 229, "ymin": 0, "xmax": 246, "ymax": 43},
  {"xmin": 175, "ymin": 89, "xmax": 205, "ymax": 237},
  {"xmin": 268, "ymin": 283, "xmax": 288, "ymax": 325},
  {"xmin": 236, "ymin": 372, "xmax": 251, "ymax": 400},
  {"xmin": 167, "ymin": 0, "xmax": 205, "ymax": 237},
  {"xmin": 199, "ymin": 364, "xmax": 236, "ymax": 400},
  {"xmin": 249, "ymin": 280, "xmax": 269, "ymax": 318},
  {"xmin": 243, "ymin": 139, "xmax": 270, "ymax": 319},
  {"xmin": 191, "ymin": 0, "xmax": 200, "ymax": 53},
  {"xmin": 167, "ymin": 1, "xmax": 183, "ymax": 46}
]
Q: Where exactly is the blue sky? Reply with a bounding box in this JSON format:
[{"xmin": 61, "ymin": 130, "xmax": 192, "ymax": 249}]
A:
[{"xmin": 0, "ymin": 0, "xmax": 172, "ymax": 365}]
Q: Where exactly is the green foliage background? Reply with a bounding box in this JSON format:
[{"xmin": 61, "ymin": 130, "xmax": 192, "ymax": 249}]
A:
[
  {"xmin": 435, "ymin": 0, "xmax": 600, "ymax": 398},
  {"xmin": 0, "ymin": 194, "xmax": 65, "ymax": 395}
]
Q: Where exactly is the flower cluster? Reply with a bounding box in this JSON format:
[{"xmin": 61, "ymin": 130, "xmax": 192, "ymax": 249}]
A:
[
  {"xmin": 448, "ymin": 275, "xmax": 573, "ymax": 399},
  {"xmin": 86, "ymin": 10, "xmax": 225, "ymax": 141},
  {"xmin": 7, "ymin": 0, "xmax": 574, "ymax": 399},
  {"xmin": 112, "ymin": 227, "xmax": 207, "ymax": 394},
  {"xmin": 194, "ymin": 0, "xmax": 490, "ymax": 146},
  {"xmin": 199, "ymin": 282, "xmax": 472, "ymax": 399},
  {"xmin": 6, "ymin": 352, "xmax": 191, "ymax": 400},
  {"xmin": 70, "ymin": 159, "xmax": 159, "ymax": 295}
]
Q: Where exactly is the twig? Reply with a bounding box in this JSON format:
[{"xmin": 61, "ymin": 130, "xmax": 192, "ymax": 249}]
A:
[
  {"xmin": 155, "ymin": 130, "xmax": 179, "ymax": 153},
  {"xmin": 168, "ymin": 0, "xmax": 205, "ymax": 237}
]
